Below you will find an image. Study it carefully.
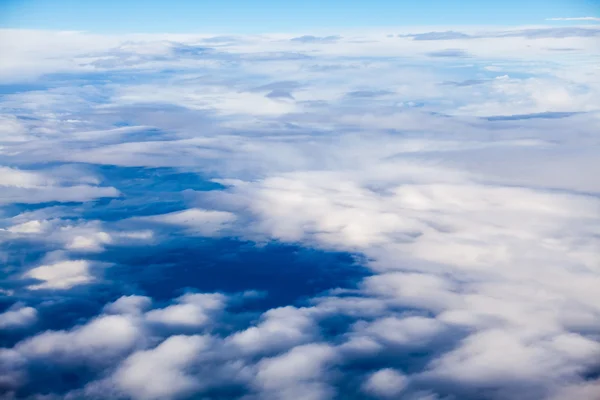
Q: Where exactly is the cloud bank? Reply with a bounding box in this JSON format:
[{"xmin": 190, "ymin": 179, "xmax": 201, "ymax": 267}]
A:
[{"xmin": 0, "ymin": 24, "xmax": 599, "ymax": 400}]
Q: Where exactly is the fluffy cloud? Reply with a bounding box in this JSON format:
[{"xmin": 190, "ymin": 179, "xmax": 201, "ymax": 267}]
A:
[
  {"xmin": 108, "ymin": 335, "xmax": 211, "ymax": 400},
  {"xmin": 145, "ymin": 293, "xmax": 227, "ymax": 328},
  {"xmin": 362, "ymin": 368, "xmax": 408, "ymax": 398},
  {"xmin": 227, "ymin": 306, "xmax": 317, "ymax": 355},
  {"xmin": 15, "ymin": 314, "xmax": 143, "ymax": 365},
  {"xmin": 23, "ymin": 260, "xmax": 96, "ymax": 290},
  {"xmin": 134, "ymin": 208, "xmax": 236, "ymax": 236},
  {"xmin": 252, "ymin": 343, "xmax": 339, "ymax": 400},
  {"xmin": 0, "ymin": 304, "xmax": 37, "ymax": 330}
]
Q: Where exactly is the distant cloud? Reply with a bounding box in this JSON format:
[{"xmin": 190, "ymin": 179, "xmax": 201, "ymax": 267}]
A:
[
  {"xmin": 443, "ymin": 79, "xmax": 487, "ymax": 87},
  {"xmin": 345, "ymin": 90, "xmax": 393, "ymax": 98},
  {"xmin": 547, "ymin": 17, "xmax": 600, "ymax": 21},
  {"xmin": 403, "ymin": 30, "xmax": 472, "ymax": 40},
  {"xmin": 290, "ymin": 35, "xmax": 341, "ymax": 43},
  {"xmin": 426, "ymin": 49, "xmax": 470, "ymax": 58},
  {"xmin": 403, "ymin": 27, "xmax": 600, "ymax": 41},
  {"xmin": 266, "ymin": 89, "xmax": 295, "ymax": 100}
]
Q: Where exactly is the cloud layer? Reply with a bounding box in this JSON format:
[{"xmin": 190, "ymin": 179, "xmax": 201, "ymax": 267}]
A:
[{"xmin": 0, "ymin": 24, "xmax": 599, "ymax": 400}]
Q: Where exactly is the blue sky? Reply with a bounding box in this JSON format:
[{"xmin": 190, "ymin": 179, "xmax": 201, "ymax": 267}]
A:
[{"xmin": 0, "ymin": 0, "xmax": 599, "ymax": 33}]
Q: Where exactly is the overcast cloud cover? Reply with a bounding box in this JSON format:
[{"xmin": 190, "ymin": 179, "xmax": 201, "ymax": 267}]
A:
[{"xmin": 0, "ymin": 23, "xmax": 600, "ymax": 400}]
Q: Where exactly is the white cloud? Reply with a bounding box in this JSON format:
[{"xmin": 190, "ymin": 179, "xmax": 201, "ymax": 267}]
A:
[
  {"xmin": 145, "ymin": 293, "xmax": 227, "ymax": 328},
  {"xmin": 362, "ymin": 368, "xmax": 408, "ymax": 398},
  {"xmin": 16, "ymin": 314, "xmax": 143, "ymax": 364},
  {"xmin": 7, "ymin": 220, "xmax": 47, "ymax": 234},
  {"xmin": 104, "ymin": 295, "xmax": 153, "ymax": 315},
  {"xmin": 227, "ymin": 306, "xmax": 317, "ymax": 355},
  {"xmin": 109, "ymin": 335, "xmax": 210, "ymax": 400},
  {"xmin": 136, "ymin": 208, "xmax": 236, "ymax": 236},
  {"xmin": 355, "ymin": 316, "xmax": 446, "ymax": 347},
  {"xmin": 0, "ymin": 167, "xmax": 120, "ymax": 204},
  {"xmin": 253, "ymin": 343, "xmax": 338, "ymax": 400},
  {"xmin": 23, "ymin": 260, "xmax": 96, "ymax": 290},
  {"xmin": 547, "ymin": 17, "xmax": 600, "ymax": 21},
  {"xmin": 0, "ymin": 304, "xmax": 37, "ymax": 330},
  {"xmin": 66, "ymin": 231, "xmax": 113, "ymax": 252}
]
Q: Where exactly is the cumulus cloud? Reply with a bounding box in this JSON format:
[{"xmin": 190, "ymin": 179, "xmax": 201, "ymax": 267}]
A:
[
  {"xmin": 16, "ymin": 314, "xmax": 143, "ymax": 364},
  {"xmin": 0, "ymin": 303, "xmax": 37, "ymax": 330},
  {"xmin": 23, "ymin": 260, "xmax": 97, "ymax": 290},
  {"xmin": 362, "ymin": 368, "xmax": 408, "ymax": 398},
  {"xmin": 227, "ymin": 306, "xmax": 317, "ymax": 355},
  {"xmin": 108, "ymin": 335, "xmax": 211, "ymax": 400},
  {"xmin": 145, "ymin": 293, "xmax": 227, "ymax": 328},
  {"xmin": 103, "ymin": 295, "xmax": 152, "ymax": 315},
  {"xmin": 252, "ymin": 343, "xmax": 339, "ymax": 400}
]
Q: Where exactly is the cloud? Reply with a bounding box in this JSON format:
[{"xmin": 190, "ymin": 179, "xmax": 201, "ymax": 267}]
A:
[
  {"xmin": 145, "ymin": 293, "xmax": 227, "ymax": 328},
  {"xmin": 134, "ymin": 208, "xmax": 236, "ymax": 236},
  {"xmin": 426, "ymin": 49, "xmax": 470, "ymax": 58},
  {"xmin": 405, "ymin": 31, "xmax": 472, "ymax": 40},
  {"xmin": 290, "ymin": 35, "xmax": 341, "ymax": 43},
  {"xmin": 547, "ymin": 17, "xmax": 600, "ymax": 21},
  {"xmin": 345, "ymin": 90, "xmax": 393, "ymax": 98},
  {"xmin": 227, "ymin": 306, "xmax": 317, "ymax": 355},
  {"xmin": 403, "ymin": 27, "xmax": 600, "ymax": 40},
  {"xmin": 0, "ymin": 304, "xmax": 37, "ymax": 330},
  {"xmin": 0, "ymin": 167, "xmax": 120, "ymax": 205},
  {"xmin": 108, "ymin": 335, "xmax": 211, "ymax": 400},
  {"xmin": 362, "ymin": 368, "xmax": 408, "ymax": 398},
  {"xmin": 103, "ymin": 295, "xmax": 152, "ymax": 315},
  {"xmin": 354, "ymin": 316, "xmax": 446, "ymax": 348},
  {"xmin": 252, "ymin": 343, "xmax": 338, "ymax": 400},
  {"xmin": 16, "ymin": 313, "xmax": 143, "ymax": 364},
  {"xmin": 23, "ymin": 260, "xmax": 97, "ymax": 290}
]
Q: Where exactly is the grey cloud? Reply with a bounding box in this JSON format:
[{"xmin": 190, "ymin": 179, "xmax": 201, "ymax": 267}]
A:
[
  {"xmin": 249, "ymin": 81, "xmax": 303, "ymax": 93},
  {"xmin": 290, "ymin": 35, "xmax": 341, "ymax": 43},
  {"xmin": 404, "ymin": 27, "xmax": 600, "ymax": 41},
  {"xmin": 404, "ymin": 31, "xmax": 473, "ymax": 40},
  {"xmin": 426, "ymin": 49, "xmax": 470, "ymax": 58},
  {"xmin": 442, "ymin": 79, "xmax": 487, "ymax": 87},
  {"xmin": 346, "ymin": 90, "xmax": 394, "ymax": 98},
  {"xmin": 265, "ymin": 89, "xmax": 295, "ymax": 100}
]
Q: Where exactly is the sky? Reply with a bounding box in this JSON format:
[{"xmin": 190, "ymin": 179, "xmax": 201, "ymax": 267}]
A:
[
  {"xmin": 0, "ymin": 0, "xmax": 599, "ymax": 32},
  {"xmin": 1, "ymin": 2, "xmax": 600, "ymax": 400}
]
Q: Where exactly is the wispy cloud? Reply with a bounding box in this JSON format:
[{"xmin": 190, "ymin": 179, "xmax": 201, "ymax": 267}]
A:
[{"xmin": 547, "ymin": 16, "xmax": 600, "ymax": 21}]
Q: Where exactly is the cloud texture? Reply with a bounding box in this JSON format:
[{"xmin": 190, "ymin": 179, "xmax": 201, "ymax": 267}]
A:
[{"xmin": 0, "ymin": 24, "xmax": 599, "ymax": 400}]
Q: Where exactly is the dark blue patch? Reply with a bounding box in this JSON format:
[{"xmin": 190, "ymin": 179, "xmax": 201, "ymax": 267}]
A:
[{"xmin": 100, "ymin": 238, "xmax": 367, "ymax": 310}]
